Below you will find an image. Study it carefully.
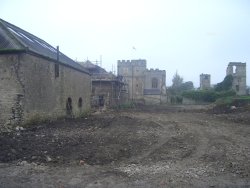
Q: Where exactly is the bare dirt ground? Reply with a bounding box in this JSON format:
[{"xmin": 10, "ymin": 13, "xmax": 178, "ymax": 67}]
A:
[{"xmin": 0, "ymin": 105, "xmax": 250, "ymax": 187}]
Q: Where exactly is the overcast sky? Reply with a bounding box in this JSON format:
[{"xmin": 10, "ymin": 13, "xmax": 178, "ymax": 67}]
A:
[{"xmin": 1, "ymin": 0, "xmax": 249, "ymax": 87}]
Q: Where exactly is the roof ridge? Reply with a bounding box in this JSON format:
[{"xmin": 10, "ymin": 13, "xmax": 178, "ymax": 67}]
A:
[
  {"xmin": 0, "ymin": 18, "xmax": 26, "ymax": 49},
  {"xmin": 0, "ymin": 18, "xmax": 89, "ymax": 74},
  {"xmin": 0, "ymin": 18, "xmax": 55, "ymax": 50}
]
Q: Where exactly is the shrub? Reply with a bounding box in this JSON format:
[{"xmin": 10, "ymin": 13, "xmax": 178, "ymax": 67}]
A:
[
  {"xmin": 215, "ymin": 96, "xmax": 250, "ymax": 108},
  {"xmin": 182, "ymin": 90, "xmax": 236, "ymax": 103},
  {"xmin": 215, "ymin": 75, "xmax": 233, "ymax": 92}
]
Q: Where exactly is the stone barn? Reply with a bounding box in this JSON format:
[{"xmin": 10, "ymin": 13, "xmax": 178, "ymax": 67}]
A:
[{"xmin": 0, "ymin": 19, "xmax": 91, "ymax": 129}]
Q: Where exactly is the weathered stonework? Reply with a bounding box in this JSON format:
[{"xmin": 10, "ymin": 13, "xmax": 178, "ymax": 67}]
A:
[
  {"xmin": 0, "ymin": 52, "xmax": 91, "ymax": 128},
  {"xmin": 81, "ymin": 61, "xmax": 128, "ymax": 108},
  {"xmin": 117, "ymin": 59, "xmax": 166, "ymax": 104},
  {"xmin": 0, "ymin": 19, "xmax": 91, "ymax": 130},
  {"xmin": 226, "ymin": 62, "xmax": 246, "ymax": 95},
  {"xmin": 200, "ymin": 74, "xmax": 211, "ymax": 90},
  {"xmin": 91, "ymin": 77, "xmax": 128, "ymax": 107},
  {"xmin": 117, "ymin": 60, "xmax": 146, "ymax": 100},
  {"xmin": 144, "ymin": 69, "xmax": 167, "ymax": 104}
]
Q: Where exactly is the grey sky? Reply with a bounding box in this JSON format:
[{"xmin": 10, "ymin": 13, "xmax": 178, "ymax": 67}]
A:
[{"xmin": 1, "ymin": 0, "xmax": 249, "ymax": 87}]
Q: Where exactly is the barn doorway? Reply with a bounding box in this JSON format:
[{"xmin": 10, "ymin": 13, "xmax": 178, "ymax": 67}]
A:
[{"xmin": 66, "ymin": 97, "xmax": 73, "ymax": 116}]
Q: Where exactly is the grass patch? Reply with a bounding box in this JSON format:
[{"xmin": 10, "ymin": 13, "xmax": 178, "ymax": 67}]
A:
[
  {"xmin": 182, "ymin": 90, "xmax": 236, "ymax": 103},
  {"xmin": 114, "ymin": 102, "xmax": 136, "ymax": 109},
  {"xmin": 215, "ymin": 96, "xmax": 250, "ymax": 107}
]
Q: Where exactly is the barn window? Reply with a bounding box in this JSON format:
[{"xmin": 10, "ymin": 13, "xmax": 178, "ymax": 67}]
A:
[
  {"xmin": 152, "ymin": 78, "xmax": 158, "ymax": 88},
  {"xmin": 55, "ymin": 63, "xmax": 59, "ymax": 78},
  {"xmin": 78, "ymin": 97, "xmax": 83, "ymax": 108}
]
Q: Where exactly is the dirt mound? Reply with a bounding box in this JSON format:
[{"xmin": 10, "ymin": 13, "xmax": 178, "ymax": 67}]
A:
[{"xmin": 0, "ymin": 114, "xmax": 162, "ymax": 165}]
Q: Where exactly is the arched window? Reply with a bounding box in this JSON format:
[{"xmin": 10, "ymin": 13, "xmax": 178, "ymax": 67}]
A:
[
  {"xmin": 78, "ymin": 97, "xmax": 83, "ymax": 108},
  {"xmin": 152, "ymin": 78, "xmax": 158, "ymax": 88}
]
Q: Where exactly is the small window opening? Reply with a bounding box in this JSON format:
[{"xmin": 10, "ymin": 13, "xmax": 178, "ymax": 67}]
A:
[
  {"xmin": 78, "ymin": 97, "xmax": 83, "ymax": 108},
  {"xmin": 66, "ymin": 97, "xmax": 72, "ymax": 115},
  {"xmin": 55, "ymin": 63, "xmax": 59, "ymax": 78},
  {"xmin": 233, "ymin": 66, "xmax": 236, "ymax": 74},
  {"xmin": 152, "ymin": 78, "xmax": 158, "ymax": 88}
]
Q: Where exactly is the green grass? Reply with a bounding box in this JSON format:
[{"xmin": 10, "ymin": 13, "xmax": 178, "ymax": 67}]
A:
[
  {"xmin": 215, "ymin": 95, "xmax": 250, "ymax": 107},
  {"xmin": 115, "ymin": 102, "xmax": 136, "ymax": 109}
]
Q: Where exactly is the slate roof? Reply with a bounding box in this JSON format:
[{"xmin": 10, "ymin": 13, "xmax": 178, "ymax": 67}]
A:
[
  {"xmin": 81, "ymin": 60, "xmax": 107, "ymax": 74},
  {"xmin": 144, "ymin": 89, "xmax": 161, "ymax": 95},
  {"xmin": 0, "ymin": 19, "xmax": 89, "ymax": 74}
]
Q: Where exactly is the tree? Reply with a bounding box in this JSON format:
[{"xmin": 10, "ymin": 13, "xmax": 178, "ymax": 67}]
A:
[
  {"xmin": 180, "ymin": 81, "xmax": 194, "ymax": 91},
  {"xmin": 172, "ymin": 71, "xmax": 183, "ymax": 88}
]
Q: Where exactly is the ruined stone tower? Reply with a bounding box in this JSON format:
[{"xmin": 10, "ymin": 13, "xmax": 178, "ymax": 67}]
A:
[
  {"xmin": 226, "ymin": 62, "xmax": 246, "ymax": 95},
  {"xmin": 200, "ymin": 74, "xmax": 211, "ymax": 90}
]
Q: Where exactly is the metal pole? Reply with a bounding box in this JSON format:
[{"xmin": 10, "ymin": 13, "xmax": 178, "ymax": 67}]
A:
[{"xmin": 56, "ymin": 46, "xmax": 59, "ymax": 61}]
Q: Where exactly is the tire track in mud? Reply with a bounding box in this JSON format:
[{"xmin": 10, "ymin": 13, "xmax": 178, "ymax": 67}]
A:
[
  {"xmin": 116, "ymin": 114, "xmax": 213, "ymax": 179},
  {"xmin": 125, "ymin": 117, "xmax": 208, "ymax": 164}
]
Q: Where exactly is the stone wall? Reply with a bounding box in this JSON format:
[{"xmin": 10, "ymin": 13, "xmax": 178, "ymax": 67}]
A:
[
  {"xmin": 0, "ymin": 52, "xmax": 91, "ymax": 128},
  {"xmin": 0, "ymin": 54, "xmax": 22, "ymax": 126}
]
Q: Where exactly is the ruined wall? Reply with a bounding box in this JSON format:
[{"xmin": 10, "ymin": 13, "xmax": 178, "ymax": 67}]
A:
[
  {"xmin": 117, "ymin": 60, "xmax": 146, "ymax": 100},
  {"xmin": 226, "ymin": 62, "xmax": 246, "ymax": 95},
  {"xmin": 0, "ymin": 52, "xmax": 91, "ymax": 127},
  {"xmin": 200, "ymin": 74, "xmax": 211, "ymax": 90}
]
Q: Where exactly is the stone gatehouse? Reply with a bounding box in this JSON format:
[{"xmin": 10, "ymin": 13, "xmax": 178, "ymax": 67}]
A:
[
  {"xmin": 117, "ymin": 59, "xmax": 166, "ymax": 104},
  {"xmin": 0, "ymin": 19, "xmax": 91, "ymax": 128}
]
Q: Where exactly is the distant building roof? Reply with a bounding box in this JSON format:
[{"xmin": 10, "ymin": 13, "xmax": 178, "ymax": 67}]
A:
[
  {"xmin": 0, "ymin": 19, "xmax": 88, "ymax": 74},
  {"xmin": 144, "ymin": 89, "xmax": 161, "ymax": 95},
  {"xmin": 81, "ymin": 60, "xmax": 107, "ymax": 74}
]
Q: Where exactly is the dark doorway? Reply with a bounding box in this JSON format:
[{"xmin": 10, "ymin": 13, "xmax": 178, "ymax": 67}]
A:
[
  {"xmin": 99, "ymin": 95, "xmax": 104, "ymax": 107},
  {"xmin": 78, "ymin": 97, "xmax": 83, "ymax": 108},
  {"xmin": 66, "ymin": 97, "xmax": 73, "ymax": 115}
]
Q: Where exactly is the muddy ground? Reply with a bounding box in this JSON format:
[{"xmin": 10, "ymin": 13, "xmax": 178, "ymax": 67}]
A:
[{"xmin": 0, "ymin": 105, "xmax": 250, "ymax": 187}]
